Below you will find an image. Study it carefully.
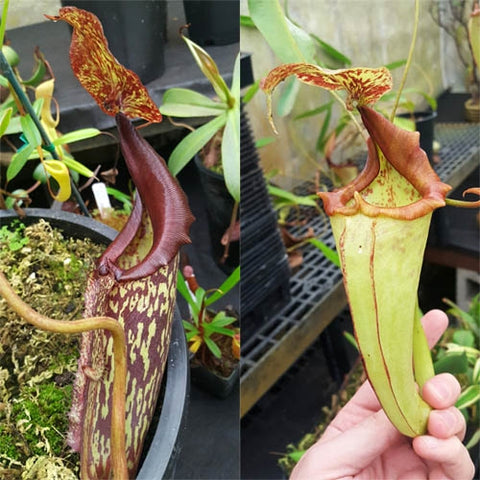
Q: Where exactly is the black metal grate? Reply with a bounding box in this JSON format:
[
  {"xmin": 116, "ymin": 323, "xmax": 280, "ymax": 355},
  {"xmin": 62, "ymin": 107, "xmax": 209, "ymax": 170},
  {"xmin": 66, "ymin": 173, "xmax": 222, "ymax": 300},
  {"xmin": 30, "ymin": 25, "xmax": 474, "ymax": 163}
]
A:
[
  {"xmin": 434, "ymin": 123, "xmax": 480, "ymax": 182},
  {"xmin": 241, "ymin": 121, "xmax": 480, "ymax": 378}
]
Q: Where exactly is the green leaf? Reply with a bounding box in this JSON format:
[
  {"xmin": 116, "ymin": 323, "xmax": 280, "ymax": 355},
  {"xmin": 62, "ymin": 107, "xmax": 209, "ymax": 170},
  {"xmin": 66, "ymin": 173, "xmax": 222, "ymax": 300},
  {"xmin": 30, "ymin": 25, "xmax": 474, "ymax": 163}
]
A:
[
  {"xmin": 473, "ymin": 357, "xmax": 480, "ymax": 384},
  {"xmin": 310, "ymin": 34, "xmax": 351, "ymax": 66},
  {"xmin": 443, "ymin": 298, "xmax": 477, "ymax": 332},
  {"xmin": 7, "ymin": 144, "xmax": 34, "ymax": 181},
  {"xmin": 411, "ymin": 89, "xmax": 437, "ymax": 112},
  {"xmin": 294, "ymin": 101, "xmax": 333, "ymax": 120},
  {"xmin": 267, "ymin": 185, "xmax": 318, "ymax": 208},
  {"xmin": 222, "ymin": 106, "xmax": 240, "ymax": 202},
  {"xmin": 240, "ymin": 15, "xmax": 256, "ymax": 28},
  {"xmin": 62, "ymin": 155, "xmax": 96, "ymax": 178},
  {"xmin": 204, "ymin": 336, "xmax": 222, "ymax": 359},
  {"xmin": 105, "ymin": 187, "xmax": 132, "ymax": 212},
  {"xmin": 469, "ymin": 5, "xmax": 480, "ymax": 69},
  {"xmin": 434, "ymin": 351, "xmax": 469, "ymax": 374},
  {"xmin": 315, "ymin": 105, "xmax": 332, "ymax": 152},
  {"xmin": 276, "ymin": 76, "xmax": 300, "ymax": 118},
  {"xmin": 211, "ymin": 312, "xmax": 237, "ymax": 328},
  {"xmin": 52, "ymin": 128, "xmax": 101, "ymax": 146},
  {"xmin": 177, "ymin": 271, "xmax": 196, "ymax": 310},
  {"xmin": 452, "ymin": 329, "xmax": 475, "ymax": 348},
  {"xmin": 168, "ymin": 113, "xmax": 227, "ymax": 177},
  {"xmin": 343, "ymin": 331, "xmax": 359, "ymax": 350},
  {"xmin": 308, "ymin": 238, "xmax": 341, "ymax": 267},
  {"xmin": 231, "ymin": 53, "xmax": 241, "ymax": 102},
  {"xmin": 0, "ymin": 74, "xmax": 8, "ymax": 87},
  {"xmin": 243, "ymin": 80, "xmax": 260, "ymax": 104},
  {"xmin": 469, "ymin": 293, "xmax": 480, "ymax": 325},
  {"xmin": 255, "ymin": 137, "xmax": 276, "ymax": 149},
  {"xmin": 248, "ymin": 0, "xmax": 305, "ymax": 63},
  {"xmin": 160, "ymin": 88, "xmax": 226, "ymax": 117},
  {"xmin": 465, "ymin": 427, "xmax": 480, "ymax": 450},
  {"xmin": 287, "ymin": 450, "xmax": 306, "ymax": 463},
  {"xmin": 205, "ymin": 266, "xmax": 240, "ymax": 307},
  {"xmin": 32, "ymin": 98, "xmax": 44, "ymax": 122},
  {"xmin": 192, "ymin": 288, "xmax": 206, "ymax": 317},
  {"xmin": 456, "ymin": 385, "xmax": 480, "ymax": 410},
  {"xmin": 181, "ymin": 34, "xmax": 232, "ymax": 104},
  {"xmin": 224, "ymin": 57, "xmax": 241, "ymax": 206},
  {"xmin": 394, "ymin": 116, "xmax": 416, "ymax": 132},
  {"xmin": 182, "ymin": 320, "xmax": 197, "ymax": 332},
  {"xmin": 185, "ymin": 330, "xmax": 199, "ymax": 342},
  {"xmin": 0, "ymin": 106, "xmax": 12, "ymax": 136},
  {"xmin": 385, "ymin": 59, "xmax": 407, "ymax": 70},
  {"xmin": 20, "ymin": 114, "xmax": 41, "ymax": 148},
  {"xmin": 22, "ymin": 51, "xmax": 47, "ymax": 87},
  {"xmin": 0, "ymin": 1, "xmax": 9, "ymax": 48},
  {"xmin": 3, "ymin": 114, "xmax": 21, "ymax": 135},
  {"xmin": 205, "ymin": 325, "xmax": 235, "ymax": 337},
  {"xmin": 285, "ymin": 17, "xmax": 316, "ymax": 62}
]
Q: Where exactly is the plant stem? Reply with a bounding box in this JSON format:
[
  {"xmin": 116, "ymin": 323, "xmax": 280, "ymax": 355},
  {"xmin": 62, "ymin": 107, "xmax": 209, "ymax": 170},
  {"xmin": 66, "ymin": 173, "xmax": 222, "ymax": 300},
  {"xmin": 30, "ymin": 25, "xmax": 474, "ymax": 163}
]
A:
[
  {"xmin": 0, "ymin": 50, "xmax": 90, "ymax": 216},
  {"xmin": 390, "ymin": 0, "xmax": 420, "ymax": 121},
  {"xmin": 0, "ymin": 271, "xmax": 128, "ymax": 480}
]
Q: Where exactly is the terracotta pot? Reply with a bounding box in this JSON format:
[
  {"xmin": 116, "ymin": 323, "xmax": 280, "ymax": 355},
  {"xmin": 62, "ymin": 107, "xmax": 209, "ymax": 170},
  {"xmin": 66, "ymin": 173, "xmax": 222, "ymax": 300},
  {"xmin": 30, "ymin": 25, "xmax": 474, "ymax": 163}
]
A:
[{"xmin": 465, "ymin": 98, "xmax": 480, "ymax": 123}]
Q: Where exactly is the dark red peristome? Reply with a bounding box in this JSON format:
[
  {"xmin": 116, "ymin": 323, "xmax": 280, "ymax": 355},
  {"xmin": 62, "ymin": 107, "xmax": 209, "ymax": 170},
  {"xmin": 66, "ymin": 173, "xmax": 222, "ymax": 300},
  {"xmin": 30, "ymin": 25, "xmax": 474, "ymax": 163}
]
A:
[
  {"xmin": 318, "ymin": 106, "xmax": 452, "ymax": 220},
  {"xmin": 97, "ymin": 113, "xmax": 195, "ymax": 281}
]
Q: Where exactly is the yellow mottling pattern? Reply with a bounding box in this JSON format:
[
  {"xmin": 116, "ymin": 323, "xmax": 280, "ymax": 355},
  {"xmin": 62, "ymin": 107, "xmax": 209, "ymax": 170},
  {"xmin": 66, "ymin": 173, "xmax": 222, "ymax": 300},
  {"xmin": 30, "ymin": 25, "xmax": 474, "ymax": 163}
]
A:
[{"xmin": 77, "ymin": 255, "xmax": 179, "ymax": 478}]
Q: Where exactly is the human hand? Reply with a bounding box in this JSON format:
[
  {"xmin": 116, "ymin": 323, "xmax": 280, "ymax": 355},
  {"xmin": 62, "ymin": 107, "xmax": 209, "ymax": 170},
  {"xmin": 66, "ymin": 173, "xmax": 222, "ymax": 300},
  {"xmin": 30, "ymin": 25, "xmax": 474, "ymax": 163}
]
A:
[{"xmin": 290, "ymin": 310, "xmax": 475, "ymax": 480}]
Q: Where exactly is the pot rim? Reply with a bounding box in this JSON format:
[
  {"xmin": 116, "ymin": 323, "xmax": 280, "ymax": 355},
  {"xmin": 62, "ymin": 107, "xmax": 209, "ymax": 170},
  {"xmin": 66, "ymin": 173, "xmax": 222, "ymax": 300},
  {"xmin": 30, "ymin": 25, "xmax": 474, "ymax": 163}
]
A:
[{"xmin": 0, "ymin": 208, "xmax": 189, "ymax": 479}]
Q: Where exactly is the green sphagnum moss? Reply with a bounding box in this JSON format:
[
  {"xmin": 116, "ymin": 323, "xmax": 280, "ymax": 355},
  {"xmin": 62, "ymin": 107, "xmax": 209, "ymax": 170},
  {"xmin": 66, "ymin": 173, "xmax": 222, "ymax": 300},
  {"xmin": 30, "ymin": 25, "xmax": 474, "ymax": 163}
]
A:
[{"xmin": 0, "ymin": 219, "xmax": 105, "ymax": 479}]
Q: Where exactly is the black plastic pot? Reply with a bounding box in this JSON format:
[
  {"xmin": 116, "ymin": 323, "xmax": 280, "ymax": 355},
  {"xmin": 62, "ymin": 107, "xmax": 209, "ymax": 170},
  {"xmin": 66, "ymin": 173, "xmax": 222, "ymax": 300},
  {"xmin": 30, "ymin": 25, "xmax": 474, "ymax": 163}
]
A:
[
  {"xmin": 0, "ymin": 208, "xmax": 189, "ymax": 479},
  {"xmin": 398, "ymin": 110, "xmax": 437, "ymax": 163},
  {"xmin": 239, "ymin": 102, "xmax": 291, "ymax": 330},
  {"xmin": 194, "ymin": 155, "xmax": 239, "ymax": 271},
  {"xmin": 183, "ymin": 0, "xmax": 239, "ymax": 46},
  {"xmin": 61, "ymin": 0, "xmax": 167, "ymax": 84},
  {"xmin": 190, "ymin": 362, "xmax": 239, "ymax": 399}
]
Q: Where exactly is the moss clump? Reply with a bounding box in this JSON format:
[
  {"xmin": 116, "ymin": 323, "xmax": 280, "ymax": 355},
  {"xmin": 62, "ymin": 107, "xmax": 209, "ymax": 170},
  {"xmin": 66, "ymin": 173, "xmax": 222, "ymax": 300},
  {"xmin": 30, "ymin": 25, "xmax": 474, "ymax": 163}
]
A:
[
  {"xmin": 0, "ymin": 425, "xmax": 21, "ymax": 460},
  {"xmin": 12, "ymin": 383, "xmax": 73, "ymax": 457},
  {"xmin": 0, "ymin": 219, "xmax": 105, "ymax": 479}
]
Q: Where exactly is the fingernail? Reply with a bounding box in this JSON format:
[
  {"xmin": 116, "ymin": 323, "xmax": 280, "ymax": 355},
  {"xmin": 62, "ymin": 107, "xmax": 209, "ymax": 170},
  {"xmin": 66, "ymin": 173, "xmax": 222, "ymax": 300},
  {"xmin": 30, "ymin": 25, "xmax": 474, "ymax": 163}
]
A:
[
  {"xmin": 432, "ymin": 409, "xmax": 456, "ymax": 432},
  {"xmin": 428, "ymin": 380, "xmax": 450, "ymax": 403}
]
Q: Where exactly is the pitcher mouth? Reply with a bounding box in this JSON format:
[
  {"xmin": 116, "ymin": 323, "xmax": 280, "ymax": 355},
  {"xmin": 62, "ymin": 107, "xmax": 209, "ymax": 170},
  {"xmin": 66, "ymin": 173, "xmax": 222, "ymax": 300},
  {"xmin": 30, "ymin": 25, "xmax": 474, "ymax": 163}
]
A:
[{"xmin": 318, "ymin": 106, "xmax": 452, "ymax": 220}]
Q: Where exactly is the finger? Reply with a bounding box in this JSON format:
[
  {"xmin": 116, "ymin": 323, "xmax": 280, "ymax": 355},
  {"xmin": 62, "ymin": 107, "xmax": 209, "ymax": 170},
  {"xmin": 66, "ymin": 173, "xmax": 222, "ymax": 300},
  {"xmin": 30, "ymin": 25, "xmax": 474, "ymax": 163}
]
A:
[
  {"xmin": 413, "ymin": 435, "xmax": 475, "ymax": 480},
  {"xmin": 420, "ymin": 309, "xmax": 448, "ymax": 349},
  {"xmin": 428, "ymin": 406, "xmax": 467, "ymax": 441},
  {"xmin": 422, "ymin": 373, "xmax": 461, "ymax": 409}
]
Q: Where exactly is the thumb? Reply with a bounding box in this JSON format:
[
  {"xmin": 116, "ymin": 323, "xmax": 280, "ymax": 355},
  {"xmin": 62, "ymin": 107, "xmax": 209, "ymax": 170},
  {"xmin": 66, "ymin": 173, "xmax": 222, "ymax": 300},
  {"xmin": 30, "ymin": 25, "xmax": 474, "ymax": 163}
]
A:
[{"xmin": 291, "ymin": 409, "xmax": 400, "ymax": 479}]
